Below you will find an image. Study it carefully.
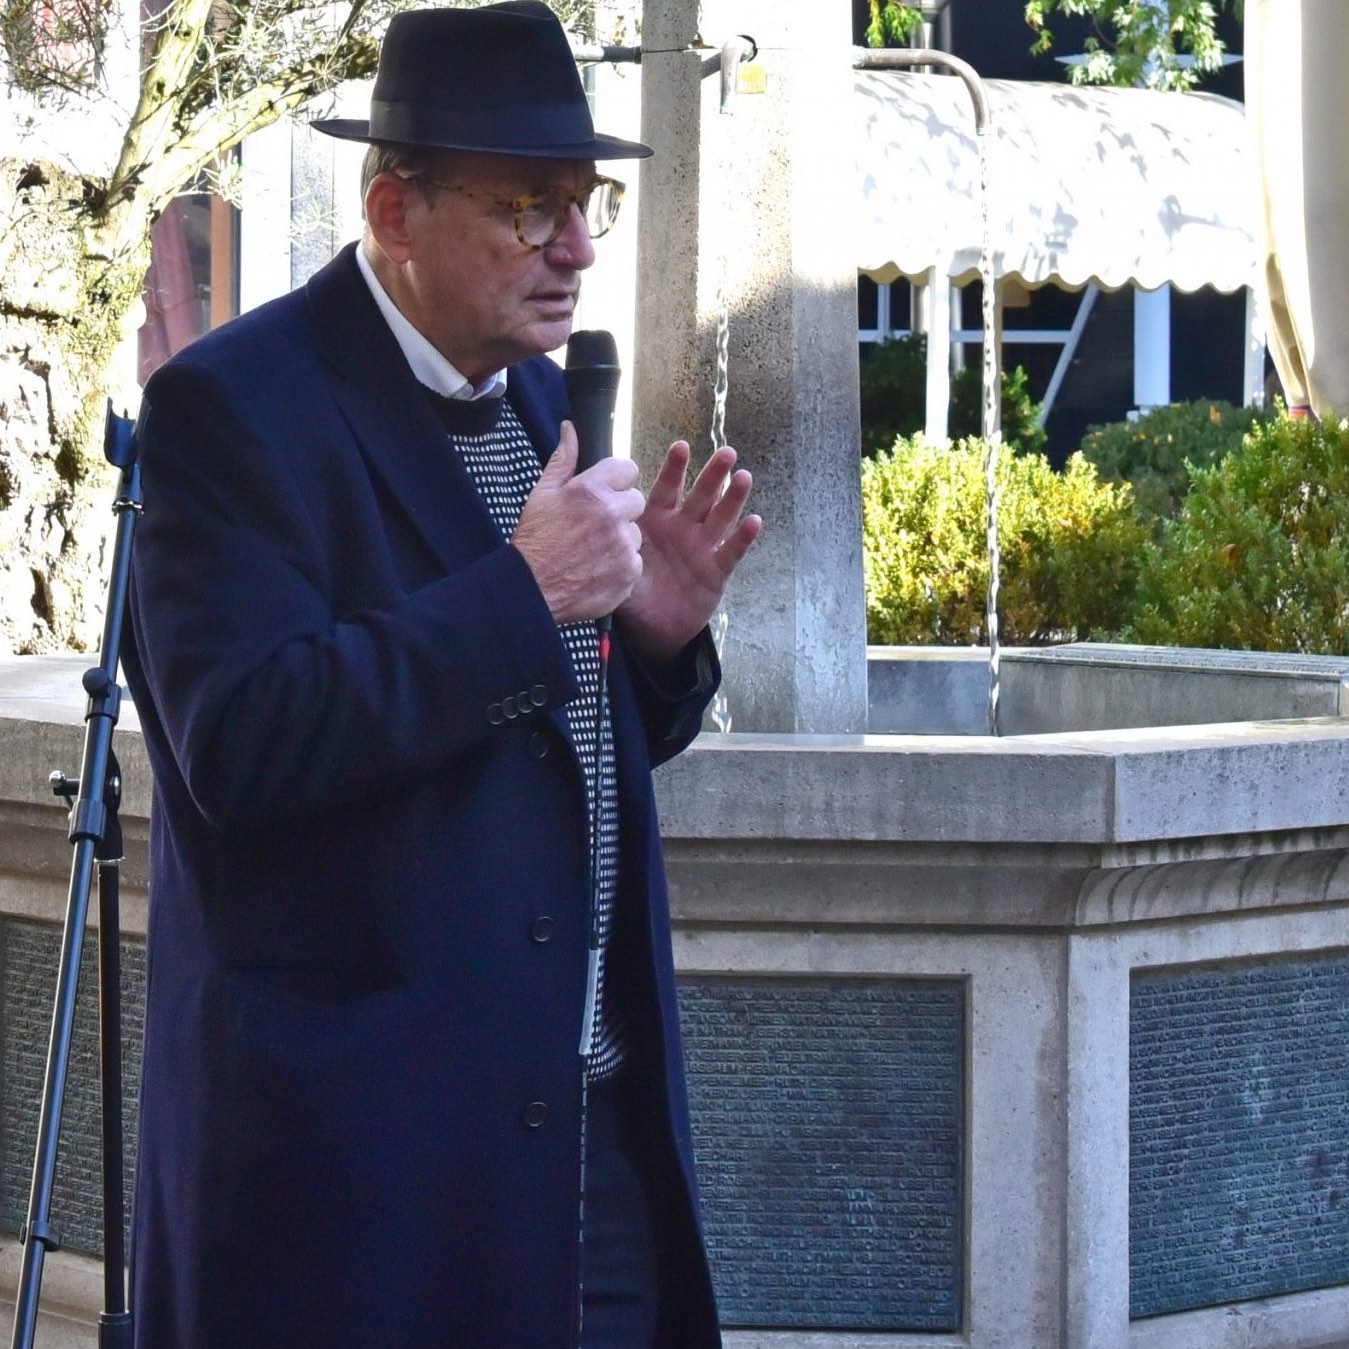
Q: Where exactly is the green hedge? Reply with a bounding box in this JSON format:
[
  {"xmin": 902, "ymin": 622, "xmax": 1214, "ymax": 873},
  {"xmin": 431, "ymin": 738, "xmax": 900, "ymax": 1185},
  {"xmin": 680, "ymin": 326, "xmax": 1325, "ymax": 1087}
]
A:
[
  {"xmin": 860, "ymin": 407, "xmax": 1349, "ymax": 656},
  {"xmin": 1078, "ymin": 399, "xmax": 1276, "ymax": 525},
  {"xmin": 859, "ymin": 334, "xmax": 1046, "ymax": 457},
  {"xmin": 862, "ymin": 435, "xmax": 1147, "ymax": 645},
  {"xmin": 1123, "ymin": 415, "xmax": 1349, "ymax": 652}
]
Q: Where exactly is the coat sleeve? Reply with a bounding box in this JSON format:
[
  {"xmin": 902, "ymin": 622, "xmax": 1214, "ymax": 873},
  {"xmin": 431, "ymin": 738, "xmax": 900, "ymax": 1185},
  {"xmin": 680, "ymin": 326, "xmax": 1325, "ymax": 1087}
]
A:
[
  {"xmin": 617, "ymin": 628, "xmax": 720, "ymax": 769},
  {"xmin": 128, "ymin": 359, "xmax": 579, "ymax": 833},
  {"xmin": 513, "ymin": 351, "xmax": 721, "ymax": 771}
]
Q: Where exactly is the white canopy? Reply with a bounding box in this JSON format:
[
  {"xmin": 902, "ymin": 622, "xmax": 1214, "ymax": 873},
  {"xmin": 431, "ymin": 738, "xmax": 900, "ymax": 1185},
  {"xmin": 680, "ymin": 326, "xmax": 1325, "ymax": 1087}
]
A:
[{"xmin": 855, "ymin": 70, "xmax": 1257, "ymax": 295}]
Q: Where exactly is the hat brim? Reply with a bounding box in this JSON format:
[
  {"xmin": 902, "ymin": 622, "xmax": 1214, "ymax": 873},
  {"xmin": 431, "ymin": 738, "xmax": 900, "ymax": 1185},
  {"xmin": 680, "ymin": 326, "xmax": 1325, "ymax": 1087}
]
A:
[{"xmin": 309, "ymin": 118, "xmax": 652, "ymax": 160}]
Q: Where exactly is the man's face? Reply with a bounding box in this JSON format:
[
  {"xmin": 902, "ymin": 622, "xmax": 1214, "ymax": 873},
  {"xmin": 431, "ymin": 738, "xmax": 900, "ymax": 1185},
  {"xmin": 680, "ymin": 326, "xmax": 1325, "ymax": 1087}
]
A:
[{"xmin": 385, "ymin": 153, "xmax": 599, "ymax": 384}]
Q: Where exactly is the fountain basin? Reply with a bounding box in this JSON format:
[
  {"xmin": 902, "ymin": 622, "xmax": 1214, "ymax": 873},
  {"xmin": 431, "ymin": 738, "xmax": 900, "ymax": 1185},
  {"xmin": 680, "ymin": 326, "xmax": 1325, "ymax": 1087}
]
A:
[
  {"xmin": 655, "ymin": 718, "xmax": 1349, "ymax": 1348},
  {"xmin": 868, "ymin": 642, "xmax": 1349, "ymax": 735}
]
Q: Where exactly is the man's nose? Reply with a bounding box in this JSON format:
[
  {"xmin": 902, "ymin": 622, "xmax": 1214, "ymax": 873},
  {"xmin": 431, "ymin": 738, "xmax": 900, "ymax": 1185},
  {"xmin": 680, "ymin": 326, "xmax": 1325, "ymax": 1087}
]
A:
[{"xmin": 545, "ymin": 203, "xmax": 597, "ymax": 270}]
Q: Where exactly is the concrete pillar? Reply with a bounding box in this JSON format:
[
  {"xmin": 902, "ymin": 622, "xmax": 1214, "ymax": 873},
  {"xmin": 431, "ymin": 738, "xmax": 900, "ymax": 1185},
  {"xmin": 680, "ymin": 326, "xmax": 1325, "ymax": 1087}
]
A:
[
  {"xmin": 924, "ymin": 267, "xmax": 952, "ymax": 442},
  {"xmin": 1243, "ymin": 287, "xmax": 1268, "ymax": 409},
  {"xmin": 634, "ymin": 0, "xmax": 869, "ymax": 734},
  {"xmin": 1133, "ymin": 283, "xmax": 1171, "ymax": 412}
]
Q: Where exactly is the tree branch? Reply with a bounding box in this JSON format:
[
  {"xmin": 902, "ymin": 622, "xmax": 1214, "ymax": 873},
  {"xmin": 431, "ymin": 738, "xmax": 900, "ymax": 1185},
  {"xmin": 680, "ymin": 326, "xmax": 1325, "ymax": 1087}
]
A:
[
  {"xmin": 138, "ymin": 34, "xmax": 377, "ymax": 218},
  {"xmin": 92, "ymin": 3, "xmax": 378, "ymax": 261},
  {"xmin": 103, "ymin": 0, "xmax": 217, "ymax": 214}
]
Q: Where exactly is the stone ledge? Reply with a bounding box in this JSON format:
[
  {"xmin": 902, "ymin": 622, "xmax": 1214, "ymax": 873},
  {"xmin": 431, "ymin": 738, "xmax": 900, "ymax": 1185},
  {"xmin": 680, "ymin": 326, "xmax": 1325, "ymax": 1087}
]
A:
[
  {"xmin": 655, "ymin": 722, "xmax": 1349, "ymax": 845},
  {"xmin": 7, "ymin": 656, "xmax": 1349, "ymax": 850}
]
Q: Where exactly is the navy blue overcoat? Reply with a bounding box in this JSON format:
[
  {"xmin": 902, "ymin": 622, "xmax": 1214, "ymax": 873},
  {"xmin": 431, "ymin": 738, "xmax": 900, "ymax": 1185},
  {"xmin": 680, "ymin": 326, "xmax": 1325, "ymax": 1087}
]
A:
[{"xmin": 121, "ymin": 244, "xmax": 722, "ymax": 1347}]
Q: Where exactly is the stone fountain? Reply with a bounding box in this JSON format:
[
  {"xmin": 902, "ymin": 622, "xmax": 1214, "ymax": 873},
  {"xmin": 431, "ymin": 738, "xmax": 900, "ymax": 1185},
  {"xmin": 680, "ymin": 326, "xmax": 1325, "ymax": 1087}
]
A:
[{"xmin": 634, "ymin": 3, "xmax": 1349, "ymax": 1346}]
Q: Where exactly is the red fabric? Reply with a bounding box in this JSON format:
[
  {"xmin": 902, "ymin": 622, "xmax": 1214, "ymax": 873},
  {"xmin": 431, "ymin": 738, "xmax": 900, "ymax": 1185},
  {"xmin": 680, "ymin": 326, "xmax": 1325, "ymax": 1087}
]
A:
[{"xmin": 139, "ymin": 201, "xmax": 203, "ymax": 383}]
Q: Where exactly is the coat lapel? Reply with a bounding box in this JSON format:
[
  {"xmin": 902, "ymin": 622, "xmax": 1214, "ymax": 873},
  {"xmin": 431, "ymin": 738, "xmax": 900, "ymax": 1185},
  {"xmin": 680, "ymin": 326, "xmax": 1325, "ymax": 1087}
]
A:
[
  {"xmin": 307, "ymin": 246, "xmax": 592, "ymax": 760},
  {"xmin": 505, "ymin": 356, "xmax": 569, "ymax": 469},
  {"xmin": 305, "ymin": 244, "xmax": 503, "ymax": 569}
]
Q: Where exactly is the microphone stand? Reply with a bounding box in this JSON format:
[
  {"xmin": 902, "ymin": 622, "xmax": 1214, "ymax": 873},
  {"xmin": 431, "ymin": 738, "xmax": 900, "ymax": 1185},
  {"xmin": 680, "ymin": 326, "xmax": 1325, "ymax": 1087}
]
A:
[{"xmin": 10, "ymin": 403, "xmax": 140, "ymax": 1349}]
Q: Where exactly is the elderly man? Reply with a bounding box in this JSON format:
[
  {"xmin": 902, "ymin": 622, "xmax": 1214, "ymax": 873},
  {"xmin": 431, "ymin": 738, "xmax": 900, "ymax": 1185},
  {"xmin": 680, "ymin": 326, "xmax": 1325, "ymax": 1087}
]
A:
[{"xmin": 121, "ymin": 3, "xmax": 760, "ymax": 1345}]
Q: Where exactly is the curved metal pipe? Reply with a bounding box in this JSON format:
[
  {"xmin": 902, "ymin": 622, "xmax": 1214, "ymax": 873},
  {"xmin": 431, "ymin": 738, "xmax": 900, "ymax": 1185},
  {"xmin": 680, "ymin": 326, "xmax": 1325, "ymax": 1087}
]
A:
[
  {"xmin": 569, "ymin": 39, "xmax": 990, "ymax": 130},
  {"xmin": 855, "ymin": 45, "xmax": 1002, "ymax": 731},
  {"xmin": 717, "ymin": 37, "xmax": 757, "ymax": 111},
  {"xmin": 852, "ymin": 47, "xmax": 991, "ymax": 132}
]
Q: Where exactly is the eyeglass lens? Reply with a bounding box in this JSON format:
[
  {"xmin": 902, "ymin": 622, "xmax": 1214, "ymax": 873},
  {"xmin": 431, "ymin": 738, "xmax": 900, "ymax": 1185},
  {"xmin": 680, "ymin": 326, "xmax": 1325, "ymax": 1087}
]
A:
[{"xmin": 519, "ymin": 179, "xmax": 623, "ymax": 247}]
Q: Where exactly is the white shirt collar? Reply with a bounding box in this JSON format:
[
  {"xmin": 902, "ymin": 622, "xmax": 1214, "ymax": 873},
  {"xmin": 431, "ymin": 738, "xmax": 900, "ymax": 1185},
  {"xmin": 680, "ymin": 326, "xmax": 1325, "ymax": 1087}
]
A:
[{"xmin": 355, "ymin": 244, "xmax": 507, "ymax": 402}]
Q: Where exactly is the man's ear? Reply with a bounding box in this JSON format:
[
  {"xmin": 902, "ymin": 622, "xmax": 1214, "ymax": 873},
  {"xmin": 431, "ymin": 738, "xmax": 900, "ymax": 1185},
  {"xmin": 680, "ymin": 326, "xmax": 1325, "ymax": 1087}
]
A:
[{"xmin": 365, "ymin": 173, "xmax": 417, "ymax": 265}]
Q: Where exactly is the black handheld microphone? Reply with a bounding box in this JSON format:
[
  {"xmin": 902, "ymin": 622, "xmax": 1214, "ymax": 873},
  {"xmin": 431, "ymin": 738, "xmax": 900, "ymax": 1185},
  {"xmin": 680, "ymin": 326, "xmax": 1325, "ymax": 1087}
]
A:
[
  {"xmin": 564, "ymin": 329, "xmax": 621, "ymax": 473},
  {"xmin": 564, "ymin": 330, "xmax": 621, "ymax": 641}
]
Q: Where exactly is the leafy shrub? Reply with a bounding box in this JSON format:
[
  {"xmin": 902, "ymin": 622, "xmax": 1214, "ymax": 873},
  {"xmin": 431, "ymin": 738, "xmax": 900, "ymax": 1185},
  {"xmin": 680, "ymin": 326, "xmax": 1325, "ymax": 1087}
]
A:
[
  {"xmin": 865, "ymin": 0, "xmax": 922, "ymax": 46},
  {"xmin": 859, "ymin": 336, "xmax": 925, "ymax": 453},
  {"xmin": 863, "ymin": 435, "xmax": 1148, "ymax": 645},
  {"xmin": 951, "ymin": 362, "xmax": 1046, "ymax": 458},
  {"xmin": 1123, "ymin": 414, "xmax": 1349, "ymax": 652},
  {"xmin": 859, "ymin": 334, "xmax": 1046, "ymax": 457},
  {"xmin": 1079, "ymin": 399, "xmax": 1276, "ymax": 525}
]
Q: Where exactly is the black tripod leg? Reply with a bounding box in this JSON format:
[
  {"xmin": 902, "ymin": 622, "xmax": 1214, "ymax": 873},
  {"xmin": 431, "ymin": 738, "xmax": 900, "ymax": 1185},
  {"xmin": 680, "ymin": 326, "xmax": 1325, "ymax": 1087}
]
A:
[
  {"xmin": 9, "ymin": 404, "xmax": 140, "ymax": 1349},
  {"xmin": 9, "ymin": 833, "xmax": 96, "ymax": 1348},
  {"xmin": 97, "ymin": 857, "xmax": 131, "ymax": 1347}
]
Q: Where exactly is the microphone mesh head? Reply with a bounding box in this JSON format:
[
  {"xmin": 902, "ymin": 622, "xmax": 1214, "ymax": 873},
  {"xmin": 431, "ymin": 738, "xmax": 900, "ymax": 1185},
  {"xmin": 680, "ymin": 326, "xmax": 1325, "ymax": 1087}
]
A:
[{"xmin": 566, "ymin": 329, "xmax": 619, "ymax": 370}]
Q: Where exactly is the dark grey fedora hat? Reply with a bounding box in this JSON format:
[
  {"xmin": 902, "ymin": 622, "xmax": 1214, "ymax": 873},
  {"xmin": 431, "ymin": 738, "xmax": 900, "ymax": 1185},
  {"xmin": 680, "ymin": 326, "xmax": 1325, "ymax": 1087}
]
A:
[{"xmin": 311, "ymin": 1, "xmax": 651, "ymax": 160}]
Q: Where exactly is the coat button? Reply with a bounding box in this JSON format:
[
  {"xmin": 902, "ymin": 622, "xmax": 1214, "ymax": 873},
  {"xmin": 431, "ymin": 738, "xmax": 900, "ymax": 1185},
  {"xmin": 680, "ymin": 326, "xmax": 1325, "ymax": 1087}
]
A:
[
  {"xmin": 522, "ymin": 1100, "xmax": 548, "ymax": 1129},
  {"xmin": 487, "ymin": 703, "xmax": 504, "ymax": 725},
  {"xmin": 530, "ymin": 916, "xmax": 555, "ymax": 943},
  {"xmin": 527, "ymin": 730, "xmax": 549, "ymax": 760},
  {"xmin": 530, "ymin": 684, "xmax": 548, "ymax": 707}
]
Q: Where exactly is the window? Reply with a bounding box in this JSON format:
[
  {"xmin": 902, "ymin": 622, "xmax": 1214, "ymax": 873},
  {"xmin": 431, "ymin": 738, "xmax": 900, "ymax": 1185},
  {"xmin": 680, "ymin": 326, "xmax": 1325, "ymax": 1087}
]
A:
[
  {"xmin": 138, "ymin": 188, "xmax": 239, "ymax": 383},
  {"xmin": 1, "ymin": 0, "xmax": 106, "ymax": 91}
]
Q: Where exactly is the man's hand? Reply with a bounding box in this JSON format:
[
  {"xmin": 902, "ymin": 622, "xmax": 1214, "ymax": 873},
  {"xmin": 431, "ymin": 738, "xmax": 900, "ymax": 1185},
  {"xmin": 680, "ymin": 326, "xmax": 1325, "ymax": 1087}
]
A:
[
  {"xmin": 617, "ymin": 442, "xmax": 762, "ymax": 662},
  {"xmin": 512, "ymin": 422, "xmax": 646, "ymax": 624}
]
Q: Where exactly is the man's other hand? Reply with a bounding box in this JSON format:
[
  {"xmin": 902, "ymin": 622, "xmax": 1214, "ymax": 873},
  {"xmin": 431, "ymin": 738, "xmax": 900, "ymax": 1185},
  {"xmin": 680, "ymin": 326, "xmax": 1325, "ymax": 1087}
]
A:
[{"xmin": 617, "ymin": 442, "xmax": 762, "ymax": 663}]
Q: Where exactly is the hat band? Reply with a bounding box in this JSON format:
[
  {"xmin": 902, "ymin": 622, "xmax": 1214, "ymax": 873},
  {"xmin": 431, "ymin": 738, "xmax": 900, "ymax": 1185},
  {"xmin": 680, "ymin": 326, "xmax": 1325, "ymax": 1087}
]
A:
[{"xmin": 369, "ymin": 99, "xmax": 598, "ymax": 149}]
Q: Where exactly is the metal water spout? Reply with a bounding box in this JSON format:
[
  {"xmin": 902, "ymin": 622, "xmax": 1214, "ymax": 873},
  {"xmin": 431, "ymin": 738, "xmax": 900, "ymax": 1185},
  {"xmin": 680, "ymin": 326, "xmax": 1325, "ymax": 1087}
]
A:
[
  {"xmin": 854, "ymin": 48, "xmax": 1003, "ymax": 734},
  {"xmin": 700, "ymin": 36, "xmax": 759, "ymax": 110},
  {"xmin": 852, "ymin": 47, "xmax": 995, "ymax": 442},
  {"xmin": 853, "ymin": 47, "xmax": 990, "ymax": 128}
]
